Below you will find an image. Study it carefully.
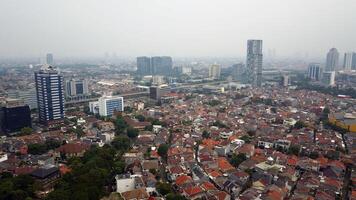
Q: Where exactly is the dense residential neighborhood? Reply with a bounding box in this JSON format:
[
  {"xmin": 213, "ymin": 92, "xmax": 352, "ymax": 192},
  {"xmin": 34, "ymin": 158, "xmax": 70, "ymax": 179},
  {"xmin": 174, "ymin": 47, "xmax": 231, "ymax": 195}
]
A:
[{"xmin": 1, "ymin": 84, "xmax": 355, "ymax": 199}]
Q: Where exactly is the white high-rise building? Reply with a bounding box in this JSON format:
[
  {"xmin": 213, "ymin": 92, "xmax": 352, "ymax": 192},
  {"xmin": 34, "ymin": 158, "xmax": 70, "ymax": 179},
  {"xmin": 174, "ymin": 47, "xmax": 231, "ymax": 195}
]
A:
[
  {"xmin": 209, "ymin": 64, "xmax": 221, "ymax": 79},
  {"xmin": 98, "ymin": 96, "xmax": 124, "ymax": 117},
  {"xmin": 246, "ymin": 40, "xmax": 263, "ymax": 87},
  {"xmin": 35, "ymin": 65, "xmax": 65, "ymax": 124},
  {"xmin": 325, "ymin": 48, "xmax": 339, "ymax": 71},
  {"xmin": 307, "ymin": 63, "xmax": 322, "ymax": 81},
  {"xmin": 343, "ymin": 52, "xmax": 356, "ymax": 70}
]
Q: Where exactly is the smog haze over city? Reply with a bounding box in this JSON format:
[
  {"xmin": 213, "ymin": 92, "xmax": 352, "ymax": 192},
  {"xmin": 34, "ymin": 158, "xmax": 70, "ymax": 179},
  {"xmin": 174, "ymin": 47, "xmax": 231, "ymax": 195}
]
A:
[
  {"xmin": 0, "ymin": 0, "xmax": 355, "ymax": 59},
  {"xmin": 0, "ymin": 1, "xmax": 356, "ymax": 200}
]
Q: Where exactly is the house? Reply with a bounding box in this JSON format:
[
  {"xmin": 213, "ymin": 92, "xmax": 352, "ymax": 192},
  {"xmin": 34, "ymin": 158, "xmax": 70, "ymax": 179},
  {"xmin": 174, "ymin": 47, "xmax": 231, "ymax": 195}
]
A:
[
  {"xmin": 235, "ymin": 144, "xmax": 255, "ymax": 158},
  {"xmin": 141, "ymin": 160, "xmax": 159, "ymax": 172},
  {"xmin": 217, "ymin": 158, "xmax": 235, "ymax": 174},
  {"xmin": 228, "ymin": 170, "xmax": 250, "ymax": 186},
  {"xmin": 120, "ymin": 188, "xmax": 149, "ymax": 200},
  {"xmin": 273, "ymin": 139, "xmax": 291, "ymax": 151},
  {"xmin": 168, "ymin": 165, "xmax": 185, "ymax": 181},
  {"xmin": 223, "ymin": 180, "xmax": 242, "ymax": 196},
  {"xmin": 30, "ymin": 165, "xmax": 60, "ymax": 197},
  {"xmin": 182, "ymin": 186, "xmax": 205, "ymax": 200},
  {"xmin": 96, "ymin": 121, "xmax": 115, "ymax": 132},
  {"xmin": 123, "ymin": 152, "xmax": 144, "ymax": 165},
  {"xmin": 175, "ymin": 175, "xmax": 194, "ymax": 188},
  {"xmin": 201, "ymin": 181, "xmax": 218, "ymax": 192},
  {"xmin": 55, "ymin": 143, "xmax": 90, "ymax": 158}
]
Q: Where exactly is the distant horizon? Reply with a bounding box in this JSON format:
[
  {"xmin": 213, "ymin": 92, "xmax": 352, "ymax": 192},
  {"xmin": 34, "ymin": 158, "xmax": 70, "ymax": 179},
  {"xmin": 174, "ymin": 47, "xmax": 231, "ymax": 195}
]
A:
[{"xmin": 1, "ymin": 0, "xmax": 355, "ymax": 58}]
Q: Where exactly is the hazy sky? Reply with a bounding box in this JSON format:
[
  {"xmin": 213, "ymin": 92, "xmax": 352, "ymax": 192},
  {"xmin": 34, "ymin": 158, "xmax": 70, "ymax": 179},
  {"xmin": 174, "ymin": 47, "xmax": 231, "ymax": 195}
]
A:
[{"xmin": 0, "ymin": 0, "xmax": 355, "ymax": 58}]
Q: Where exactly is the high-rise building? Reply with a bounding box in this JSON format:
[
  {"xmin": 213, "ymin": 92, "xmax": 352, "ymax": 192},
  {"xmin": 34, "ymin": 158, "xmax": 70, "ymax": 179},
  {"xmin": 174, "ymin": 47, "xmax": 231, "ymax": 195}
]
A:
[
  {"xmin": 149, "ymin": 86, "xmax": 170, "ymax": 101},
  {"xmin": 65, "ymin": 79, "xmax": 89, "ymax": 97},
  {"xmin": 280, "ymin": 75, "xmax": 290, "ymax": 87},
  {"xmin": 137, "ymin": 57, "xmax": 152, "ymax": 75},
  {"xmin": 307, "ymin": 63, "xmax": 322, "ymax": 81},
  {"xmin": 321, "ymin": 71, "xmax": 335, "ymax": 86},
  {"xmin": 151, "ymin": 56, "xmax": 173, "ymax": 75},
  {"xmin": 35, "ymin": 65, "xmax": 65, "ymax": 125},
  {"xmin": 209, "ymin": 64, "xmax": 221, "ymax": 79},
  {"xmin": 325, "ymin": 48, "xmax": 339, "ymax": 71},
  {"xmin": 1, "ymin": 99, "xmax": 31, "ymax": 134},
  {"xmin": 246, "ymin": 40, "xmax": 263, "ymax": 87},
  {"xmin": 232, "ymin": 63, "xmax": 244, "ymax": 81},
  {"xmin": 98, "ymin": 96, "xmax": 124, "ymax": 117},
  {"xmin": 343, "ymin": 52, "xmax": 356, "ymax": 70},
  {"xmin": 46, "ymin": 53, "xmax": 54, "ymax": 65}
]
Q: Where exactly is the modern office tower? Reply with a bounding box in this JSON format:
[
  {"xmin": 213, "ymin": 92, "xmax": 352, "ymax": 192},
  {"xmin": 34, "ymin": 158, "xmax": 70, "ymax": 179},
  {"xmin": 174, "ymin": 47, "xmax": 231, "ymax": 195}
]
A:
[
  {"xmin": 280, "ymin": 75, "xmax": 290, "ymax": 87},
  {"xmin": 209, "ymin": 64, "xmax": 221, "ymax": 79},
  {"xmin": 151, "ymin": 56, "xmax": 173, "ymax": 75},
  {"xmin": 246, "ymin": 40, "xmax": 263, "ymax": 87},
  {"xmin": 232, "ymin": 63, "xmax": 244, "ymax": 81},
  {"xmin": 35, "ymin": 65, "xmax": 65, "ymax": 125},
  {"xmin": 307, "ymin": 63, "xmax": 323, "ymax": 81},
  {"xmin": 1, "ymin": 99, "xmax": 31, "ymax": 134},
  {"xmin": 321, "ymin": 71, "xmax": 336, "ymax": 86},
  {"xmin": 149, "ymin": 85, "xmax": 170, "ymax": 101},
  {"xmin": 137, "ymin": 56, "xmax": 152, "ymax": 75},
  {"xmin": 65, "ymin": 79, "xmax": 89, "ymax": 97},
  {"xmin": 343, "ymin": 52, "xmax": 356, "ymax": 70},
  {"xmin": 98, "ymin": 96, "xmax": 124, "ymax": 117},
  {"xmin": 46, "ymin": 53, "xmax": 54, "ymax": 65},
  {"xmin": 7, "ymin": 88, "xmax": 37, "ymax": 109},
  {"xmin": 325, "ymin": 48, "xmax": 339, "ymax": 71}
]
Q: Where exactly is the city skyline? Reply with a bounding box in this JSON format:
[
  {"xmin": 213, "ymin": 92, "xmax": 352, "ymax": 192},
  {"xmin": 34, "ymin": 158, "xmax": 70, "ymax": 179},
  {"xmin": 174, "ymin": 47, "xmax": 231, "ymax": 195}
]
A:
[{"xmin": 0, "ymin": 0, "xmax": 355, "ymax": 58}]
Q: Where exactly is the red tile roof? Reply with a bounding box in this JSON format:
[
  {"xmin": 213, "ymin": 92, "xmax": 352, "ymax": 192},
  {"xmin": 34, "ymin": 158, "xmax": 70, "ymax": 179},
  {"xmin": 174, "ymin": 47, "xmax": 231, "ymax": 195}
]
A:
[
  {"xmin": 201, "ymin": 181, "xmax": 217, "ymax": 191},
  {"xmin": 183, "ymin": 186, "xmax": 203, "ymax": 197},
  {"xmin": 175, "ymin": 175, "xmax": 193, "ymax": 186}
]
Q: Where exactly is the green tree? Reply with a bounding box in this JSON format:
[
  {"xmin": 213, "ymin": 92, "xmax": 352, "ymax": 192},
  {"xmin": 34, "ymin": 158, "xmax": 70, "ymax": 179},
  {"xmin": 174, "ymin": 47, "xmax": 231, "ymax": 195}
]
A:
[
  {"xmin": 309, "ymin": 151, "xmax": 319, "ymax": 159},
  {"xmin": 202, "ymin": 130, "xmax": 210, "ymax": 139},
  {"xmin": 156, "ymin": 182, "xmax": 172, "ymax": 196},
  {"xmin": 230, "ymin": 153, "xmax": 247, "ymax": 168},
  {"xmin": 144, "ymin": 125, "xmax": 153, "ymax": 131},
  {"xmin": 111, "ymin": 135, "xmax": 131, "ymax": 152},
  {"xmin": 126, "ymin": 127, "xmax": 139, "ymax": 138},
  {"xmin": 287, "ymin": 145, "xmax": 300, "ymax": 156},
  {"xmin": 240, "ymin": 135, "xmax": 251, "ymax": 143},
  {"xmin": 166, "ymin": 193, "xmax": 186, "ymax": 200},
  {"xmin": 294, "ymin": 121, "xmax": 306, "ymax": 129},
  {"xmin": 135, "ymin": 114, "xmax": 145, "ymax": 122},
  {"xmin": 45, "ymin": 139, "xmax": 61, "ymax": 150},
  {"xmin": 158, "ymin": 144, "xmax": 169, "ymax": 159},
  {"xmin": 115, "ymin": 116, "xmax": 128, "ymax": 133},
  {"xmin": 20, "ymin": 127, "xmax": 33, "ymax": 136},
  {"xmin": 27, "ymin": 143, "xmax": 47, "ymax": 155}
]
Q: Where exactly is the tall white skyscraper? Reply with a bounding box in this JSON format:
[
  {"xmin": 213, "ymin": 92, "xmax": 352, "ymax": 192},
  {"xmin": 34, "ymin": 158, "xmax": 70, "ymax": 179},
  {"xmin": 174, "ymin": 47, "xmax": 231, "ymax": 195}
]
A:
[
  {"xmin": 325, "ymin": 48, "xmax": 339, "ymax": 71},
  {"xmin": 343, "ymin": 52, "xmax": 356, "ymax": 70},
  {"xmin": 35, "ymin": 65, "xmax": 65, "ymax": 124},
  {"xmin": 209, "ymin": 64, "xmax": 221, "ymax": 79},
  {"xmin": 246, "ymin": 40, "xmax": 263, "ymax": 87}
]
